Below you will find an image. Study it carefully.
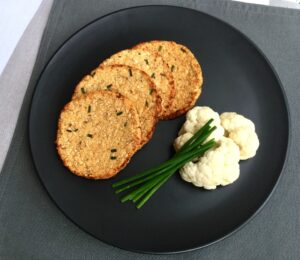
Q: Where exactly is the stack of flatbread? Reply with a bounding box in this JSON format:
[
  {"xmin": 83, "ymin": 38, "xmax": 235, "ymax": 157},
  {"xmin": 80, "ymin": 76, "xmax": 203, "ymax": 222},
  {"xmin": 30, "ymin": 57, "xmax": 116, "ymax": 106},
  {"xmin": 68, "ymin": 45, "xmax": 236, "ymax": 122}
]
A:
[{"xmin": 56, "ymin": 40, "xmax": 203, "ymax": 179}]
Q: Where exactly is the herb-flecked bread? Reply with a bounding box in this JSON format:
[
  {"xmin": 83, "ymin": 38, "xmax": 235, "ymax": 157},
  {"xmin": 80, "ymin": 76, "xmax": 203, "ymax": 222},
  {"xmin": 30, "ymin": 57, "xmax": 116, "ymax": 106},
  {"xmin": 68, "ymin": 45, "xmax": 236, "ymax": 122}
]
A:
[
  {"xmin": 73, "ymin": 65, "xmax": 161, "ymax": 145},
  {"xmin": 134, "ymin": 41, "xmax": 203, "ymax": 119},
  {"xmin": 101, "ymin": 49, "xmax": 175, "ymax": 119},
  {"xmin": 56, "ymin": 90, "xmax": 142, "ymax": 179}
]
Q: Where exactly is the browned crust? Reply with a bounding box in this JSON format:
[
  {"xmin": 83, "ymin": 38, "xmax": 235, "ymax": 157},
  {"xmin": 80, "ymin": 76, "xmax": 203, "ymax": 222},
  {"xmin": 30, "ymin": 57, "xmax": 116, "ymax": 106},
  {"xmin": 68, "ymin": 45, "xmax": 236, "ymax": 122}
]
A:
[
  {"xmin": 126, "ymin": 66, "xmax": 162, "ymax": 145},
  {"xmin": 72, "ymin": 74, "xmax": 92, "ymax": 100},
  {"xmin": 105, "ymin": 65, "xmax": 162, "ymax": 146},
  {"xmin": 134, "ymin": 40, "xmax": 203, "ymax": 119},
  {"xmin": 165, "ymin": 41, "xmax": 203, "ymax": 119},
  {"xmin": 100, "ymin": 48, "xmax": 176, "ymax": 120},
  {"xmin": 56, "ymin": 90, "xmax": 142, "ymax": 180},
  {"xmin": 97, "ymin": 64, "xmax": 163, "ymax": 118},
  {"xmin": 58, "ymin": 149, "xmax": 136, "ymax": 180},
  {"xmin": 163, "ymin": 88, "xmax": 202, "ymax": 119},
  {"xmin": 73, "ymin": 64, "xmax": 162, "ymax": 147}
]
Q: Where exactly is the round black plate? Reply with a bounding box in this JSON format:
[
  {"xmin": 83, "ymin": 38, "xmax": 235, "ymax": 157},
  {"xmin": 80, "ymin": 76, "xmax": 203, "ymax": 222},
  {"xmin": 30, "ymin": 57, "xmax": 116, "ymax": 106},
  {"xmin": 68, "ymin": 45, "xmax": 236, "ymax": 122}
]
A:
[{"xmin": 29, "ymin": 5, "xmax": 290, "ymax": 254}]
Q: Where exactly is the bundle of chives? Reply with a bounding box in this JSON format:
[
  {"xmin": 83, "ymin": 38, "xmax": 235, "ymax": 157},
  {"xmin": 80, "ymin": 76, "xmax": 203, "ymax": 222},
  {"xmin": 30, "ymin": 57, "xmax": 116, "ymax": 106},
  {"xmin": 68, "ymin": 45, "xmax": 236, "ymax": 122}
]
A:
[{"xmin": 112, "ymin": 119, "xmax": 217, "ymax": 209}]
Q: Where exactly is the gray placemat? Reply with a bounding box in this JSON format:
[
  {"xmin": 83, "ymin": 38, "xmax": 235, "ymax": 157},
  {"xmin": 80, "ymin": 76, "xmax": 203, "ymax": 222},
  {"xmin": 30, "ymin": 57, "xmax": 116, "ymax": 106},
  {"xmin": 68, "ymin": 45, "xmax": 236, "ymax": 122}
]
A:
[{"xmin": 1, "ymin": 0, "xmax": 300, "ymax": 259}]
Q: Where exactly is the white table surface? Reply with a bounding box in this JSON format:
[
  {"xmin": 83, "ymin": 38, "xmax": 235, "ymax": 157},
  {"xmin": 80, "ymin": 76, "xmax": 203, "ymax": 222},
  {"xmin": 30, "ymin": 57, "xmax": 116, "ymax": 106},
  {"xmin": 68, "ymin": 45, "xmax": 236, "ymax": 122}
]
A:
[{"xmin": 0, "ymin": 0, "xmax": 43, "ymax": 76}]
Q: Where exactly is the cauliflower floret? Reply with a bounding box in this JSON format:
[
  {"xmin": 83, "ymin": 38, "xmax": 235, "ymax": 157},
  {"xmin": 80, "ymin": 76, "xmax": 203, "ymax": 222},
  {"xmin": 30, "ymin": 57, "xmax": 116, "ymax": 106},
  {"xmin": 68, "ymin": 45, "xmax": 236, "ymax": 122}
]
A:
[
  {"xmin": 174, "ymin": 132, "xmax": 193, "ymax": 151},
  {"xmin": 178, "ymin": 106, "xmax": 224, "ymax": 145},
  {"xmin": 228, "ymin": 127, "xmax": 259, "ymax": 160},
  {"xmin": 180, "ymin": 137, "xmax": 240, "ymax": 190},
  {"xmin": 220, "ymin": 112, "xmax": 255, "ymax": 132},
  {"xmin": 220, "ymin": 112, "xmax": 259, "ymax": 160}
]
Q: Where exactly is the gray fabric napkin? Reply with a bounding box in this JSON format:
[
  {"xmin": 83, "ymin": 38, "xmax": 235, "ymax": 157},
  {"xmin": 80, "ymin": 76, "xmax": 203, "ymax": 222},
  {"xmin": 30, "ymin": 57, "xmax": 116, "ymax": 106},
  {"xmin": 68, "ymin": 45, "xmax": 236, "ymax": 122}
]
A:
[
  {"xmin": 0, "ymin": 0, "xmax": 53, "ymax": 172},
  {"xmin": 1, "ymin": 0, "xmax": 300, "ymax": 259}
]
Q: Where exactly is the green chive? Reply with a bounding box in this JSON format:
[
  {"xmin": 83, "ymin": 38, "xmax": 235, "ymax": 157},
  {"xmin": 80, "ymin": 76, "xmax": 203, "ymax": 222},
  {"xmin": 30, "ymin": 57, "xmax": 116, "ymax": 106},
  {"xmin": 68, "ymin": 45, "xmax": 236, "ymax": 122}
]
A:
[
  {"xmin": 145, "ymin": 101, "xmax": 149, "ymax": 107},
  {"xmin": 180, "ymin": 47, "xmax": 187, "ymax": 53},
  {"xmin": 111, "ymin": 149, "xmax": 117, "ymax": 152},
  {"xmin": 112, "ymin": 119, "xmax": 217, "ymax": 209},
  {"xmin": 136, "ymin": 172, "xmax": 172, "ymax": 209},
  {"xmin": 66, "ymin": 129, "xmax": 72, "ymax": 132},
  {"xmin": 113, "ymin": 141, "xmax": 214, "ymax": 188},
  {"xmin": 115, "ymin": 164, "xmax": 175, "ymax": 194},
  {"xmin": 116, "ymin": 111, "xmax": 123, "ymax": 116},
  {"xmin": 171, "ymin": 65, "xmax": 175, "ymax": 72},
  {"xmin": 175, "ymin": 119, "xmax": 214, "ymax": 156},
  {"xmin": 121, "ymin": 174, "xmax": 166, "ymax": 203},
  {"xmin": 144, "ymin": 59, "xmax": 149, "ymax": 65},
  {"xmin": 149, "ymin": 89, "xmax": 154, "ymax": 95},
  {"xmin": 131, "ymin": 172, "xmax": 169, "ymax": 203},
  {"xmin": 158, "ymin": 45, "xmax": 162, "ymax": 51},
  {"xmin": 151, "ymin": 73, "xmax": 155, "ymax": 79},
  {"xmin": 124, "ymin": 122, "xmax": 128, "ymax": 127},
  {"xmin": 81, "ymin": 87, "xmax": 86, "ymax": 94},
  {"xmin": 110, "ymin": 156, "xmax": 117, "ymax": 160},
  {"xmin": 106, "ymin": 84, "xmax": 112, "ymax": 90},
  {"xmin": 87, "ymin": 105, "xmax": 91, "ymax": 113},
  {"xmin": 87, "ymin": 134, "xmax": 93, "ymax": 138},
  {"xmin": 129, "ymin": 68, "xmax": 132, "ymax": 77}
]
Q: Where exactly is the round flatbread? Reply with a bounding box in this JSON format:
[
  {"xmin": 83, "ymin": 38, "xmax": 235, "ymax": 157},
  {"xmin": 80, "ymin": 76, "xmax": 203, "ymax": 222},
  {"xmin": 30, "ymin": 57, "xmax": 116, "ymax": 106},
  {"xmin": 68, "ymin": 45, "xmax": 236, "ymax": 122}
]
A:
[
  {"xmin": 101, "ymin": 49, "xmax": 175, "ymax": 119},
  {"xmin": 134, "ymin": 40, "xmax": 203, "ymax": 118},
  {"xmin": 73, "ymin": 64, "xmax": 161, "ymax": 145},
  {"xmin": 56, "ymin": 90, "xmax": 142, "ymax": 179}
]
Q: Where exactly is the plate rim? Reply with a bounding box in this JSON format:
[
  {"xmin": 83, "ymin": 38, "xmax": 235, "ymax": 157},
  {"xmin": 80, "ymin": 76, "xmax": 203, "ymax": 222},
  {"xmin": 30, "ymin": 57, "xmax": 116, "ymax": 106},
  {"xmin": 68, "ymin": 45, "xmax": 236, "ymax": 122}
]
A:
[{"xmin": 28, "ymin": 4, "xmax": 291, "ymax": 254}]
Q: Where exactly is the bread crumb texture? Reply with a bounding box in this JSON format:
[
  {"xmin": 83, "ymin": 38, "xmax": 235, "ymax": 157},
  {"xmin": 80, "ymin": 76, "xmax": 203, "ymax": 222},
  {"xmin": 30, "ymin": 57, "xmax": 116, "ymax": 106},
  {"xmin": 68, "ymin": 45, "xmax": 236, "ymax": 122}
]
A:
[
  {"xmin": 135, "ymin": 40, "xmax": 203, "ymax": 118},
  {"xmin": 73, "ymin": 65, "xmax": 161, "ymax": 145},
  {"xmin": 101, "ymin": 48, "xmax": 175, "ymax": 119},
  {"xmin": 56, "ymin": 90, "xmax": 142, "ymax": 179}
]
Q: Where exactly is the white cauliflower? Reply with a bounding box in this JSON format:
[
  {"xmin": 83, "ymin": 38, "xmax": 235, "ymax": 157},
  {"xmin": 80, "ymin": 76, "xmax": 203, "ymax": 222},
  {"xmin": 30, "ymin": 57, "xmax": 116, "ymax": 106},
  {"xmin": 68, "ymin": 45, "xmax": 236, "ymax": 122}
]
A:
[
  {"xmin": 220, "ymin": 112, "xmax": 255, "ymax": 132},
  {"xmin": 174, "ymin": 132, "xmax": 193, "ymax": 151},
  {"xmin": 180, "ymin": 137, "xmax": 240, "ymax": 190},
  {"xmin": 220, "ymin": 112, "xmax": 259, "ymax": 160},
  {"xmin": 176, "ymin": 107, "xmax": 224, "ymax": 151}
]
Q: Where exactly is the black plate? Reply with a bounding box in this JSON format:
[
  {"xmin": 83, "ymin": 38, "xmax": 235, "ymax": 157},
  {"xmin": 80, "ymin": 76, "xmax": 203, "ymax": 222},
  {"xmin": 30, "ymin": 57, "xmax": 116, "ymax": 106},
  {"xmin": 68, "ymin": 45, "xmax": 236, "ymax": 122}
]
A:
[{"xmin": 29, "ymin": 5, "xmax": 290, "ymax": 254}]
